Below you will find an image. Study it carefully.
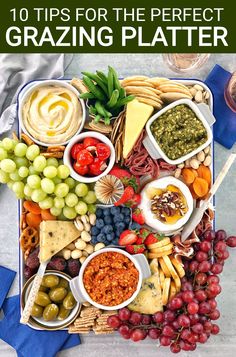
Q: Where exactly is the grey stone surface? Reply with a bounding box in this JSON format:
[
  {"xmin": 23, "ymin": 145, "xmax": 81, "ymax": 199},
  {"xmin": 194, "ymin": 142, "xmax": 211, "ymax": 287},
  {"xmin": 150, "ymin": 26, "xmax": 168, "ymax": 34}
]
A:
[{"xmin": 0, "ymin": 54, "xmax": 236, "ymax": 357}]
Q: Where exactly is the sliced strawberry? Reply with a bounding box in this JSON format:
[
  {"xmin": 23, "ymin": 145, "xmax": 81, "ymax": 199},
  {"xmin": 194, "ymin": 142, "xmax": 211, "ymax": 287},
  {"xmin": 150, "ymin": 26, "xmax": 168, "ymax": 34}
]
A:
[
  {"xmin": 114, "ymin": 186, "xmax": 134, "ymax": 206},
  {"xmin": 144, "ymin": 233, "xmax": 161, "ymax": 246},
  {"xmin": 125, "ymin": 193, "xmax": 141, "ymax": 208},
  {"xmin": 132, "ymin": 209, "xmax": 145, "ymax": 225},
  {"xmin": 126, "ymin": 244, "xmax": 146, "ymax": 254},
  {"xmin": 139, "ymin": 228, "xmax": 151, "ymax": 238},
  {"xmin": 119, "ymin": 230, "xmax": 138, "ymax": 246},
  {"xmin": 109, "ymin": 166, "xmax": 131, "ymax": 179}
]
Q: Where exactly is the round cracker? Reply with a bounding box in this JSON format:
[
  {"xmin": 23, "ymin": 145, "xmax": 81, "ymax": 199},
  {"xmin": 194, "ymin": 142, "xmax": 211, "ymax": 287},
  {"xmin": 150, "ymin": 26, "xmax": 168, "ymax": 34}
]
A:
[
  {"xmin": 147, "ymin": 237, "xmax": 170, "ymax": 249},
  {"xmin": 124, "ymin": 86, "xmax": 158, "ymax": 97},
  {"xmin": 131, "ymin": 92, "xmax": 163, "ymax": 104},
  {"xmin": 160, "ymin": 92, "xmax": 192, "ymax": 103},
  {"xmin": 137, "ymin": 97, "xmax": 162, "ymax": 110},
  {"xmin": 159, "ymin": 84, "xmax": 192, "ymax": 96},
  {"xmin": 162, "ymin": 278, "xmax": 171, "ymax": 305},
  {"xmin": 150, "ymin": 243, "xmax": 173, "ymax": 254},
  {"xmin": 121, "ymin": 75, "xmax": 148, "ymax": 85},
  {"xmin": 148, "ymin": 250, "xmax": 173, "ymax": 259},
  {"xmin": 146, "ymin": 77, "xmax": 169, "ymax": 87},
  {"xmin": 123, "ymin": 80, "xmax": 155, "ymax": 88}
]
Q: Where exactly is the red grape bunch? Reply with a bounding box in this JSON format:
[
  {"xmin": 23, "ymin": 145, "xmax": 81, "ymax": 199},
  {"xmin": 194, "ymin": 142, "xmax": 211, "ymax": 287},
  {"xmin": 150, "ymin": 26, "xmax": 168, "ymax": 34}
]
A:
[{"xmin": 107, "ymin": 229, "xmax": 236, "ymax": 353}]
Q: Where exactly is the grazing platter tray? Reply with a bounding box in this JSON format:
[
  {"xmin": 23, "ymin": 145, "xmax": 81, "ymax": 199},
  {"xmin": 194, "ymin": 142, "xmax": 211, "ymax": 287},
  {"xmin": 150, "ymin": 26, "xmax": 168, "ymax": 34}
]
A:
[{"xmin": 1, "ymin": 67, "xmax": 235, "ymax": 353}]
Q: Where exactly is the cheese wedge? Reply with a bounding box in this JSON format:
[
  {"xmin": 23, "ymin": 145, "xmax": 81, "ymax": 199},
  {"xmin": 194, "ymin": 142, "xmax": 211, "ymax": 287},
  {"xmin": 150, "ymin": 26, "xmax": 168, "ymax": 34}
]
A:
[
  {"xmin": 128, "ymin": 274, "xmax": 163, "ymax": 314},
  {"xmin": 123, "ymin": 99, "xmax": 154, "ymax": 159},
  {"xmin": 39, "ymin": 221, "xmax": 80, "ymax": 262}
]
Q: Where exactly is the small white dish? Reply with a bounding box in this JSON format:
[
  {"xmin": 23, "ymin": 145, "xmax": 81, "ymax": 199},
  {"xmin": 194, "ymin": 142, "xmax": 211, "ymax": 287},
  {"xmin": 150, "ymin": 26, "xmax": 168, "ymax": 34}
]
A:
[
  {"xmin": 18, "ymin": 79, "xmax": 86, "ymax": 147},
  {"xmin": 139, "ymin": 176, "xmax": 193, "ymax": 234},
  {"xmin": 144, "ymin": 99, "xmax": 213, "ymax": 165},
  {"xmin": 22, "ymin": 270, "xmax": 80, "ymax": 330},
  {"xmin": 70, "ymin": 247, "xmax": 151, "ymax": 311},
  {"xmin": 63, "ymin": 131, "xmax": 115, "ymax": 183}
]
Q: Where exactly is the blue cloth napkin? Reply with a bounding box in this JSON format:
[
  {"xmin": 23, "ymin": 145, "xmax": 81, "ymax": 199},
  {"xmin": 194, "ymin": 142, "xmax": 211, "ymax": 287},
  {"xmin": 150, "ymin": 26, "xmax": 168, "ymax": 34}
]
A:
[
  {"xmin": 0, "ymin": 266, "xmax": 16, "ymax": 308},
  {"xmin": 0, "ymin": 266, "xmax": 81, "ymax": 357},
  {"xmin": 205, "ymin": 64, "xmax": 236, "ymax": 149}
]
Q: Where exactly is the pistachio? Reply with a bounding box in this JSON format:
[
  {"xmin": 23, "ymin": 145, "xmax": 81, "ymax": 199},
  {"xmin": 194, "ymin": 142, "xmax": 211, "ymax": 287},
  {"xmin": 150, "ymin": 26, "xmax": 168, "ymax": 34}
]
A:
[
  {"xmin": 194, "ymin": 84, "xmax": 204, "ymax": 91},
  {"xmin": 81, "ymin": 231, "xmax": 91, "ymax": 242},
  {"xmin": 82, "ymin": 251, "xmax": 89, "ymax": 257},
  {"xmin": 204, "ymin": 91, "xmax": 210, "ymax": 100},
  {"xmin": 204, "ymin": 155, "xmax": 212, "ymax": 166},
  {"xmin": 204, "ymin": 146, "xmax": 210, "ymax": 154},
  {"xmin": 94, "ymin": 243, "xmax": 105, "ymax": 251},
  {"xmin": 197, "ymin": 151, "xmax": 205, "ymax": 162},
  {"xmin": 195, "ymin": 91, "xmax": 203, "ymax": 103},
  {"xmin": 79, "ymin": 256, "xmax": 87, "ymax": 264},
  {"xmin": 177, "ymin": 163, "xmax": 185, "ymax": 169},
  {"xmin": 174, "ymin": 168, "xmax": 181, "ymax": 178},
  {"xmin": 66, "ymin": 243, "xmax": 76, "ymax": 251},
  {"xmin": 190, "ymin": 158, "xmax": 200, "ymax": 169},
  {"xmin": 71, "ymin": 249, "xmax": 82, "ymax": 259},
  {"xmin": 74, "ymin": 218, "xmax": 84, "ymax": 232},
  {"xmin": 75, "ymin": 239, "xmax": 87, "ymax": 250},
  {"xmin": 185, "ymin": 159, "xmax": 191, "ymax": 167},
  {"xmin": 190, "ymin": 87, "xmax": 197, "ymax": 96},
  {"xmin": 89, "ymin": 213, "xmax": 96, "ymax": 226},
  {"xmin": 81, "ymin": 215, "xmax": 89, "ymax": 224},
  {"xmin": 84, "ymin": 222, "xmax": 91, "ymax": 232}
]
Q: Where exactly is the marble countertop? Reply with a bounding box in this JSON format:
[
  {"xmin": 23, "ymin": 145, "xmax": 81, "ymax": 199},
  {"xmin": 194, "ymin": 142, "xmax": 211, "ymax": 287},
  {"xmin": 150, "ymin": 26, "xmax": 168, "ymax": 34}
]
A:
[{"xmin": 0, "ymin": 54, "xmax": 236, "ymax": 357}]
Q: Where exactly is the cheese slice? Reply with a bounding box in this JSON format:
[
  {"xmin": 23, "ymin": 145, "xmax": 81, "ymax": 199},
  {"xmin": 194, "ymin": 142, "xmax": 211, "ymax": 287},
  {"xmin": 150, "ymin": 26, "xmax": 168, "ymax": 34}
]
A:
[
  {"xmin": 123, "ymin": 99, "xmax": 154, "ymax": 159},
  {"xmin": 39, "ymin": 221, "xmax": 80, "ymax": 262},
  {"xmin": 128, "ymin": 274, "xmax": 163, "ymax": 314}
]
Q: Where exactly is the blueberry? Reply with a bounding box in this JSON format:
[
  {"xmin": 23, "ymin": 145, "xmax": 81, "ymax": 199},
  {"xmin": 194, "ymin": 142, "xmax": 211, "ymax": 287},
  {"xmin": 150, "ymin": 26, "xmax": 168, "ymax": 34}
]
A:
[
  {"xmin": 97, "ymin": 233, "xmax": 106, "ymax": 243},
  {"xmin": 115, "ymin": 222, "xmax": 125, "ymax": 230},
  {"xmin": 124, "ymin": 216, "xmax": 131, "ymax": 225},
  {"xmin": 107, "ymin": 233, "xmax": 115, "ymax": 241},
  {"xmin": 121, "ymin": 207, "xmax": 131, "ymax": 216},
  {"xmin": 130, "ymin": 222, "xmax": 141, "ymax": 230},
  {"xmin": 113, "ymin": 215, "xmax": 124, "ymax": 223},
  {"xmin": 113, "ymin": 238, "xmax": 119, "ymax": 245},
  {"xmin": 91, "ymin": 236, "xmax": 98, "ymax": 244},
  {"xmin": 91, "ymin": 226, "xmax": 100, "ymax": 235},
  {"xmin": 104, "ymin": 216, "xmax": 112, "ymax": 224},
  {"xmin": 96, "ymin": 219, "xmax": 105, "ymax": 229},
  {"xmin": 110, "ymin": 206, "xmax": 120, "ymax": 215},
  {"xmin": 104, "ymin": 239, "xmax": 110, "ymax": 246},
  {"xmin": 102, "ymin": 225, "xmax": 113, "ymax": 234},
  {"xmin": 96, "ymin": 208, "xmax": 103, "ymax": 218},
  {"xmin": 103, "ymin": 208, "xmax": 111, "ymax": 216}
]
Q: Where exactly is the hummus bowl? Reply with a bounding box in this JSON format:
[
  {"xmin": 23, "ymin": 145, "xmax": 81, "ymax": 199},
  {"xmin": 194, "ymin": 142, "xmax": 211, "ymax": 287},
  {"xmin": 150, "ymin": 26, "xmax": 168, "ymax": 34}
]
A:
[
  {"xmin": 18, "ymin": 80, "xmax": 86, "ymax": 147},
  {"xmin": 70, "ymin": 247, "xmax": 151, "ymax": 311}
]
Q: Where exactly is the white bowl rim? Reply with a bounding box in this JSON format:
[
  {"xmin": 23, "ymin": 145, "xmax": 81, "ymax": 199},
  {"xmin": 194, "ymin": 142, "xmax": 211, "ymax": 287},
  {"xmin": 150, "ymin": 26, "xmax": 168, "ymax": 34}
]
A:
[
  {"xmin": 72, "ymin": 247, "xmax": 143, "ymax": 310},
  {"xmin": 139, "ymin": 176, "xmax": 194, "ymax": 233},
  {"xmin": 63, "ymin": 131, "xmax": 116, "ymax": 183},
  {"xmin": 17, "ymin": 79, "xmax": 86, "ymax": 147},
  {"xmin": 24, "ymin": 270, "xmax": 80, "ymax": 328},
  {"xmin": 145, "ymin": 98, "xmax": 213, "ymax": 165}
]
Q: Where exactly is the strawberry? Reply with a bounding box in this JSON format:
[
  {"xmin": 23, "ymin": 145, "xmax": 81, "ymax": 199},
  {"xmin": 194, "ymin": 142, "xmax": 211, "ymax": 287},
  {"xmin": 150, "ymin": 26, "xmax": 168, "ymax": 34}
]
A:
[
  {"xmin": 114, "ymin": 186, "xmax": 135, "ymax": 206},
  {"xmin": 125, "ymin": 193, "xmax": 141, "ymax": 208},
  {"xmin": 132, "ymin": 209, "xmax": 145, "ymax": 225},
  {"xmin": 126, "ymin": 244, "xmax": 146, "ymax": 254},
  {"xmin": 119, "ymin": 230, "xmax": 138, "ymax": 246},
  {"xmin": 122, "ymin": 176, "xmax": 140, "ymax": 193},
  {"xmin": 144, "ymin": 233, "xmax": 161, "ymax": 246},
  {"xmin": 136, "ymin": 227, "xmax": 150, "ymax": 244},
  {"xmin": 109, "ymin": 166, "xmax": 131, "ymax": 179}
]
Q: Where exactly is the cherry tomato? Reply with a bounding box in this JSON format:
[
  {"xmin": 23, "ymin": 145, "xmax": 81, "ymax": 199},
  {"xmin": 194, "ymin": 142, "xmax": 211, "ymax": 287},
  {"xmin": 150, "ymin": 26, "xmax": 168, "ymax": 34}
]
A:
[
  {"xmin": 71, "ymin": 143, "xmax": 84, "ymax": 160},
  {"xmin": 89, "ymin": 158, "xmax": 107, "ymax": 176},
  {"xmin": 83, "ymin": 137, "xmax": 100, "ymax": 148},
  {"xmin": 73, "ymin": 162, "xmax": 89, "ymax": 176},
  {"xmin": 77, "ymin": 149, "xmax": 94, "ymax": 165},
  {"xmin": 96, "ymin": 143, "xmax": 111, "ymax": 160}
]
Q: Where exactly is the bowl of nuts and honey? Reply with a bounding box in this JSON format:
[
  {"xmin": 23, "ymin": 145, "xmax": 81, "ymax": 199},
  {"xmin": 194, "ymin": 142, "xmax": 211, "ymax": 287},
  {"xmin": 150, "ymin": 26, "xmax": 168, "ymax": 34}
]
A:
[{"xmin": 139, "ymin": 176, "xmax": 193, "ymax": 234}]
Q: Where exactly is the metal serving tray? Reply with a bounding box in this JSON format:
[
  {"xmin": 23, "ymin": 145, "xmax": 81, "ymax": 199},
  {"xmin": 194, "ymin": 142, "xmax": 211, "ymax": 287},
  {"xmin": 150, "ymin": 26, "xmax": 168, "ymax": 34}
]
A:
[{"xmin": 17, "ymin": 78, "xmax": 214, "ymax": 330}]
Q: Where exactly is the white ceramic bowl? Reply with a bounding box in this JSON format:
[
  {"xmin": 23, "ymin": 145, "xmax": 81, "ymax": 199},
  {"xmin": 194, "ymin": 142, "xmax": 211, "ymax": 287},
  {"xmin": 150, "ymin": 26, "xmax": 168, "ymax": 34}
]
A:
[
  {"xmin": 70, "ymin": 247, "xmax": 151, "ymax": 311},
  {"xmin": 22, "ymin": 271, "xmax": 80, "ymax": 331},
  {"xmin": 145, "ymin": 99, "xmax": 213, "ymax": 165},
  {"xmin": 64, "ymin": 131, "xmax": 115, "ymax": 183},
  {"xmin": 18, "ymin": 79, "xmax": 86, "ymax": 147},
  {"xmin": 139, "ymin": 176, "xmax": 193, "ymax": 235}
]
